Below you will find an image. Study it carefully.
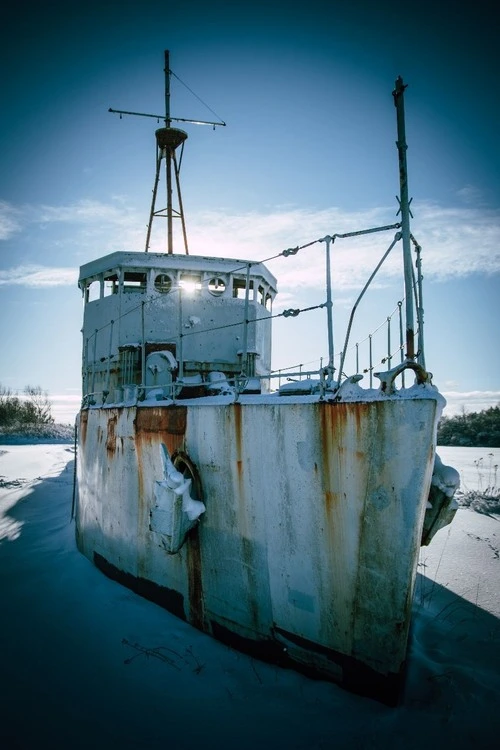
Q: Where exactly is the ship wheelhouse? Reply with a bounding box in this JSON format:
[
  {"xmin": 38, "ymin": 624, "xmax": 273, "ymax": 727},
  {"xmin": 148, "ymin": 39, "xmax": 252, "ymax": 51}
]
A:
[{"xmin": 78, "ymin": 251, "xmax": 277, "ymax": 404}]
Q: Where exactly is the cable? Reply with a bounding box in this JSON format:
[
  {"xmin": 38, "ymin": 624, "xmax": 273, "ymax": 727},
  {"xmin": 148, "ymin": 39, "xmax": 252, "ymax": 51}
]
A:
[{"xmin": 170, "ymin": 70, "xmax": 226, "ymax": 126}]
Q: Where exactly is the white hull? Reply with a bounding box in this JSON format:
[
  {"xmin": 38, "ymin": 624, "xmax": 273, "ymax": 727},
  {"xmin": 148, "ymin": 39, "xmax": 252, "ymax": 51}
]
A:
[{"xmin": 76, "ymin": 393, "xmax": 440, "ymax": 703}]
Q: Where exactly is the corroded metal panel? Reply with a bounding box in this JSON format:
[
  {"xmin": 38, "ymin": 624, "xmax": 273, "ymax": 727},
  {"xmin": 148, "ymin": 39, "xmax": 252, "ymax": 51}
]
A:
[{"xmin": 76, "ymin": 395, "xmax": 438, "ymax": 700}]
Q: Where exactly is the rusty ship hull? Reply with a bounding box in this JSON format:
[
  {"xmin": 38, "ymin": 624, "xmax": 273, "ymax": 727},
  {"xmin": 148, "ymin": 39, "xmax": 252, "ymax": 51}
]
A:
[
  {"xmin": 76, "ymin": 394, "xmax": 441, "ymax": 704},
  {"xmin": 75, "ymin": 68, "xmax": 458, "ymax": 705}
]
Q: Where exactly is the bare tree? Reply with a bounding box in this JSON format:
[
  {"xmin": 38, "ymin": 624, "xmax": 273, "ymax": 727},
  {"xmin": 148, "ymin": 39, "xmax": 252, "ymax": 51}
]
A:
[{"xmin": 23, "ymin": 385, "xmax": 54, "ymax": 425}]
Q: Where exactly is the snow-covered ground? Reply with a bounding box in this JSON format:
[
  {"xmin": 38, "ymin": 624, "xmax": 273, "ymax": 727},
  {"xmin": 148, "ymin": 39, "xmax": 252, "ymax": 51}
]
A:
[{"xmin": 0, "ymin": 443, "xmax": 498, "ymax": 749}]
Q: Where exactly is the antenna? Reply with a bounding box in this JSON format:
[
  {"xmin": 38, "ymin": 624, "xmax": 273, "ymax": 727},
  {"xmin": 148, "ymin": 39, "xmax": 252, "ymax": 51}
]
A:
[{"xmin": 109, "ymin": 50, "xmax": 226, "ymax": 254}]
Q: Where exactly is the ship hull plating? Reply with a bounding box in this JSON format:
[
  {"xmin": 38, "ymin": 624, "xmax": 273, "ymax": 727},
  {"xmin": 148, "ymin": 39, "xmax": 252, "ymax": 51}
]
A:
[{"xmin": 76, "ymin": 397, "xmax": 438, "ymax": 704}]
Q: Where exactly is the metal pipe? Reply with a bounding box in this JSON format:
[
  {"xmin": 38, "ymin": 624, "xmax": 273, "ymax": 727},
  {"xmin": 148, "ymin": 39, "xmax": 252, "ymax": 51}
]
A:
[
  {"xmin": 164, "ymin": 51, "xmax": 174, "ymax": 254},
  {"xmin": 70, "ymin": 420, "xmax": 78, "ymax": 521},
  {"xmin": 141, "ymin": 302, "xmax": 146, "ymax": 386},
  {"xmin": 173, "ymin": 150, "xmax": 189, "ymax": 254},
  {"xmin": 145, "ymin": 145, "xmax": 162, "ymax": 252},
  {"xmin": 413, "ymin": 239, "xmax": 425, "ymax": 368},
  {"xmin": 84, "ymin": 338, "xmax": 89, "ymax": 396},
  {"xmin": 337, "ymin": 233, "xmax": 401, "ymax": 387},
  {"xmin": 178, "ymin": 285, "xmax": 184, "ymax": 382},
  {"xmin": 393, "ymin": 76, "xmax": 415, "ymax": 359},
  {"xmin": 241, "ymin": 263, "xmax": 251, "ymax": 375},
  {"xmin": 369, "ymin": 335, "xmax": 373, "ymax": 388},
  {"xmin": 108, "ymin": 108, "xmax": 224, "ymax": 128},
  {"xmin": 91, "ymin": 329, "xmax": 98, "ymax": 396},
  {"xmin": 166, "ymin": 147, "xmax": 173, "ymax": 254},
  {"xmin": 164, "ymin": 50, "xmax": 171, "ymax": 128},
  {"xmin": 398, "ymin": 301, "xmax": 405, "ymax": 387},
  {"xmin": 322, "ymin": 236, "xmax": 335, "ymax": 384},
  {"xmin": 105, "ymin": 320, "xmax": 114, "ymax": 399},
  {"xmin": 387, "ymin": 317, "xmax": 392, "ymax": 369},
  {"xmin": 333, "ymin": 222, "xmax": 401, "ymax": 240}
]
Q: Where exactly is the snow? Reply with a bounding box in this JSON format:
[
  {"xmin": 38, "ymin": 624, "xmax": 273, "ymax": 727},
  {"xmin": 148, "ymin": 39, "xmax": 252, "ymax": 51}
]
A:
[
  {"xmin": 431, "ymin": 453, "xmax": 460, "ymax": 500},
  {"xmin": 0, "ymin": 422, "xmax": 74, "ymax": 445},
  {"xmin": 0, "ymin": 443, "xmax": 499, "ymax": 748},
  {"xmin": 122, "ymin": 384, "xmax": 445, "ymax": 408}
]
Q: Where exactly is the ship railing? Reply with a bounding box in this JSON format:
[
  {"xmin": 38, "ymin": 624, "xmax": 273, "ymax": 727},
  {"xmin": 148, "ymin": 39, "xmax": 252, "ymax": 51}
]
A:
[
  {"xmin": 81, "ymin": 368, "xmax": 322, "ymax": 409},
  {"xmin": 80, "ymin": 346, "xmax": 426, "ymax": 410},
  {"xmin": 272, "ymin": 298, "xmax": 422, "ymax": 391},
  {"xmin": 266, "ymin": 225, "xmax": 425, "ymax": 391},
  {"xmin": 184, "ymin": 225, "xmax": 425, "ymax": 390},
  {"xmin": 80, "ymin": 221, "xmax": 427, "ymax": 404}
]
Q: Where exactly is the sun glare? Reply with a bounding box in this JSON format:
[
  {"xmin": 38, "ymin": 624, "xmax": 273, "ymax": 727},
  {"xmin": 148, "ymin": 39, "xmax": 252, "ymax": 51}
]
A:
[{"xmin": 179, "ymin": 279, "xmax": 201, "ymax": 295}]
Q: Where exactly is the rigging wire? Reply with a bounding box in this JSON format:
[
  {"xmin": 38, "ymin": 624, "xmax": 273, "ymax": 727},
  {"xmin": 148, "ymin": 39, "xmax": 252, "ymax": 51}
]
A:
[
  {"xmin": 82, "ymin": 221, "xmax": 411, "ymax": 385},
  {"xmin": 83, "ymin": 221, "xmax": 403, "ymax": 343},
  {"xmin": 170, "ymin": 70, "xmax": 226, "ymax": 126}
]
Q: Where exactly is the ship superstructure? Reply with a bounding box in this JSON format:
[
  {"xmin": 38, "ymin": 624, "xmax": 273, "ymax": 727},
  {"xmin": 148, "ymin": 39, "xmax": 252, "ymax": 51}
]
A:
[{"xmin": 79, "ymin": 252, "xmax": 276, "ymax": 404}]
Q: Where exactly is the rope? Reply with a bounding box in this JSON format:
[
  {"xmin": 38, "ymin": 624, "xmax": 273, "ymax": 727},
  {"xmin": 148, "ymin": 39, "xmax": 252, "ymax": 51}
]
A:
[{"xmin": 70, "ymin": 419, "xmax": 78, "ymax": 521}]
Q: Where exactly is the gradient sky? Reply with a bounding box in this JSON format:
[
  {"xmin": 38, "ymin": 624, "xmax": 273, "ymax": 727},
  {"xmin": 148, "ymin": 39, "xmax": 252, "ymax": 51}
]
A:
[{"xmin": 1, "ymin": 0, "xmax": 499, "ymax": 421}]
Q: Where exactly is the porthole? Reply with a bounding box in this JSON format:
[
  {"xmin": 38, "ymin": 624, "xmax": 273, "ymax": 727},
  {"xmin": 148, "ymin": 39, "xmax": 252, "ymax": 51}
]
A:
[
  {"xmin": 208, "ymin": 277, "xmax": 226, "ymax": 297},
  {"xmin": 154, "ymin": 274, "xmax": 173, "ymax": 294}
]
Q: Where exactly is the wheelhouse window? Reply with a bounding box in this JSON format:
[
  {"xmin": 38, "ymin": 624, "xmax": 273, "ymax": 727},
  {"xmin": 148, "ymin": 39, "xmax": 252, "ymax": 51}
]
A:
[
  {"xmin": 232, "ymin": 278, "xmax": 253, "ymax": 299},
  {"xmin": 104, "ymin": 273, "xmax": 119, "ymax": 297},
  {"xmin": 123, "ymin": 271, "xmax": 147, "ymax": 293},
  {"xmin": 85, "ymin": 280, "xmax": 100, "ymax": 303}
]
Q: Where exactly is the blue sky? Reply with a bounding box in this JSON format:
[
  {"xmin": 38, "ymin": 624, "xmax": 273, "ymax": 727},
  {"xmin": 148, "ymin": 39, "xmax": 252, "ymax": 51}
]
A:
[{"xmin": 1, "ymin": 0, "xmax": 499, "ymax": 421}]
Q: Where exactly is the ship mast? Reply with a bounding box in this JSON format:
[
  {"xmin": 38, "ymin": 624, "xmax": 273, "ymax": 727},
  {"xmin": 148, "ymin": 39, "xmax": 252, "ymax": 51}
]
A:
[
  {"xmin": 109, "ymin": 50, "xmax": 225, "ymax": 255},
  {"xmin": 393, "ymin": 76, "xmax": 415, "ymax": 360}
]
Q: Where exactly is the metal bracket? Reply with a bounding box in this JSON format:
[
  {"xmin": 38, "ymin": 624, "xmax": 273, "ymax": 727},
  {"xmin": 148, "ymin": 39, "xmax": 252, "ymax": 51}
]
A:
[{"xmin": 374, "ymin": 360, "xmax": 430, "ymax": 395}]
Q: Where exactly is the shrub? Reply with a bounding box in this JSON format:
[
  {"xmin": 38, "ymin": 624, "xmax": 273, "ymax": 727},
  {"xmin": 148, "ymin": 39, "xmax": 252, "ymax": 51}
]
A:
[
  {"xmin": 437, "ymin": 405, "xmax": 500, "ymax": 447},
  {"xmin": 0, "ymin": 384, "xmax": 54, "ymax": 427}
]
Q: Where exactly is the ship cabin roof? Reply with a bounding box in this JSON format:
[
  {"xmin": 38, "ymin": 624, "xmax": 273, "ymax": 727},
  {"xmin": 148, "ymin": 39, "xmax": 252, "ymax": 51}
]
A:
[{"xmin": 78, "ymin": 251, "xmax": 278, "ymax": 293}]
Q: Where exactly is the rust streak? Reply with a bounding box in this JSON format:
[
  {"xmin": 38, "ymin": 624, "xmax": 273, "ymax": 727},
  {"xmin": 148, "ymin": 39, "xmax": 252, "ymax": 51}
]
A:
[
  {"xmin": 233, "ymin": 402, "xmax": 242, "ymax": 460},
  {"xmin": 324, "ymin": 490, "xmax": 335, "ymax": 514},
  {"xmin": 134, "ymin": 416, "xmax": 148, "ymax": 580},
  {"xmin": 136, "ymin": 406, "xmax": 187, "ymax": 435},
  {"xmin": 106, "ymin": 413, "xmax": 117, "ymax": 457},
  {"xmin": 319, "ymin": 403, "xmax": 347, "ymax": 515},
  {"xmin": 79, "ymin": 410, "xmax": 88, "ymax": 445},
  {"xmin": 175, "ymin": 452, "xmax": 205, "ymax": 632},
  {"xmin": 135, "ymin": 405, "xmax": 187, "ymax": 456},
  {"xmin": 354, "ymin": 402, "xmax": 368, "ymax": 436},
  {"xmin": 233, "ymin": 402, "xmax": 245, "ymax": 498}
]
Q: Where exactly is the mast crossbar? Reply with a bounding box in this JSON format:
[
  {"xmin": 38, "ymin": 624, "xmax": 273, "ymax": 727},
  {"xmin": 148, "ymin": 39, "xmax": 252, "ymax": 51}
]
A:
[{"xmin": 108, "ymin": 108, "xmax": 225, "ymax": 128}]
